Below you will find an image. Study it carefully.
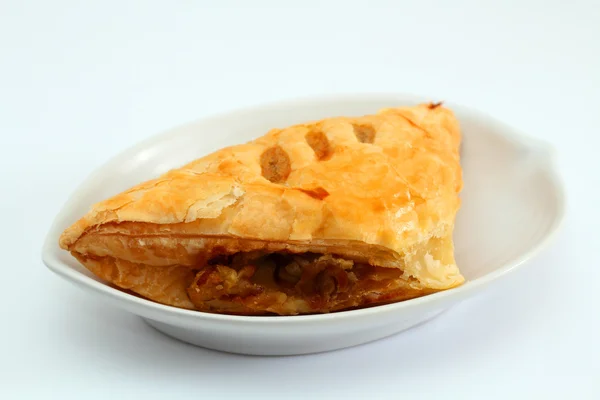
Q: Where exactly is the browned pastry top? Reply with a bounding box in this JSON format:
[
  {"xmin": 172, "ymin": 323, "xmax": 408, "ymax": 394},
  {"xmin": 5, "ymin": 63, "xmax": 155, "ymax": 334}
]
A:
[{"xmin": 59, "ymin": 103, "xmax": 464, "ymax": 314}]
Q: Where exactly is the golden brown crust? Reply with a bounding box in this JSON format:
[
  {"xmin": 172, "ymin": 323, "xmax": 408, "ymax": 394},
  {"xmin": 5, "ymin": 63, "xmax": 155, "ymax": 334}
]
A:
[
  {"xmin": 60, "ymin": 103, "xmax": 464, "ymax": 314},
  {"xmin": 72, "ymin": 252, "xmax": 196, "ymax": 309}
]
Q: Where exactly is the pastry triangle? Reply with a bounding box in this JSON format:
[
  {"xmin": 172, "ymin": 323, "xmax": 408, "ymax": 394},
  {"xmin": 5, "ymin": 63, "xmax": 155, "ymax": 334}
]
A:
[{"xmin": 60, "ymin": 103, "xmax": 464, "ymax": 315}]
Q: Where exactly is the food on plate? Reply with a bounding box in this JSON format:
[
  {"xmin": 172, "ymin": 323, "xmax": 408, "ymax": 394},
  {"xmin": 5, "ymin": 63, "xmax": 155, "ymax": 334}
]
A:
[{"xmin": 59, "ymin": 102, "xmax": 464, "ymax": 315}]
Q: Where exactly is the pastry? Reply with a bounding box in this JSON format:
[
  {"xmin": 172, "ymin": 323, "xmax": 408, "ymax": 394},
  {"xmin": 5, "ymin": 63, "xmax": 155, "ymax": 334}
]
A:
[{"xmin": 59, "ymin": 102, "xmax": 464, "ymax": 315}]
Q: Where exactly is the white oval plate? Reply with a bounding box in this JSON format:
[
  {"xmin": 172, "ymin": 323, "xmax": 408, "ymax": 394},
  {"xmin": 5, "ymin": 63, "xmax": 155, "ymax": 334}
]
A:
[{"xmin": 42, "ymin": 94, "xmax": 565, "ymax": 356}]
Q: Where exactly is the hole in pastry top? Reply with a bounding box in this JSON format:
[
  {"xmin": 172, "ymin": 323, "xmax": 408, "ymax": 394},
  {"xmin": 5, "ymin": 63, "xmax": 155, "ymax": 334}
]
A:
[
  {"xmin": 260, "ymin": 145, "xmax": 292, "ymax": 183},
  {"xmin": 305, "ymin": 129, "xmax": 332, "ymax": 160},
  {"xmin": 352, "ymin": 123, "xmax": 376, "ymax": 143},
  {"xmin": 297, "ymin": 186, "xmax": 330, "ymax": 200}
]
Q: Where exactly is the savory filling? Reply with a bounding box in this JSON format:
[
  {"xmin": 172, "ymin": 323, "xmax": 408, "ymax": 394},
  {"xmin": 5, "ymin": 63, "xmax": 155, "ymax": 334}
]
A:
[{"xmin": 186, "ymin": 252, "xmax": 424, "ymax": 315}]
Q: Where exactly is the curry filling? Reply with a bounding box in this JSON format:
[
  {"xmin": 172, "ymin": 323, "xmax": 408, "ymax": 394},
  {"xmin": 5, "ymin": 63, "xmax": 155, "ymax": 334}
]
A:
[{"xmin": 187, "ymin": 252, "xmax": 427, "ymax": 315}]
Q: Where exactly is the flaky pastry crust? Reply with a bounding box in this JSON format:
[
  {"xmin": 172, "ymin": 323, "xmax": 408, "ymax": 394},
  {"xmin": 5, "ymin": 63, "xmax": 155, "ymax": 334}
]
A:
[{"xmin": 59, "ymin": 103, "xmax": 464, "ymax": 315}]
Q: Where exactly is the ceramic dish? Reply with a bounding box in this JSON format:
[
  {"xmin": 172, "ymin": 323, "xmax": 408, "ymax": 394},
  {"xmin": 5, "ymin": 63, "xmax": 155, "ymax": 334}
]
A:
[{"xmin": 42, "ymin": 93, "xmax": 565, "ymax": 355}]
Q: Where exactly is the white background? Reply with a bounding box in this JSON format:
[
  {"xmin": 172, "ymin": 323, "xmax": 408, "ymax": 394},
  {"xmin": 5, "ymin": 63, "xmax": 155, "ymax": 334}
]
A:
[{"xmin": 1, "ymin": 0, "xmax": 599, "ymax": 398}]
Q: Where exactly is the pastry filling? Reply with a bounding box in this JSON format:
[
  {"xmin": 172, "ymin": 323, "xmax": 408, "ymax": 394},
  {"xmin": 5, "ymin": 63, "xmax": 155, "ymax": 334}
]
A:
[{"xmin": 186, "ymin": 252, "xmax": 421, "ymax": 315}]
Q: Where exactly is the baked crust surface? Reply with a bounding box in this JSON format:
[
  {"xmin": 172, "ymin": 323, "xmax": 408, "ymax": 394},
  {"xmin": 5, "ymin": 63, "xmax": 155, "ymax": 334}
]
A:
[{"xmin": 60, "ymin": 103, "xmax": 464, "ymax": 315}]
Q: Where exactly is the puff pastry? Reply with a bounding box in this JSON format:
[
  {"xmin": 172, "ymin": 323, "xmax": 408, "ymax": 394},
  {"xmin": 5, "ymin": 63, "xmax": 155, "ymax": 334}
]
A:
[{"xmin": 59, "ymin": 103, "xmax": 464, "ymax": 315}]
